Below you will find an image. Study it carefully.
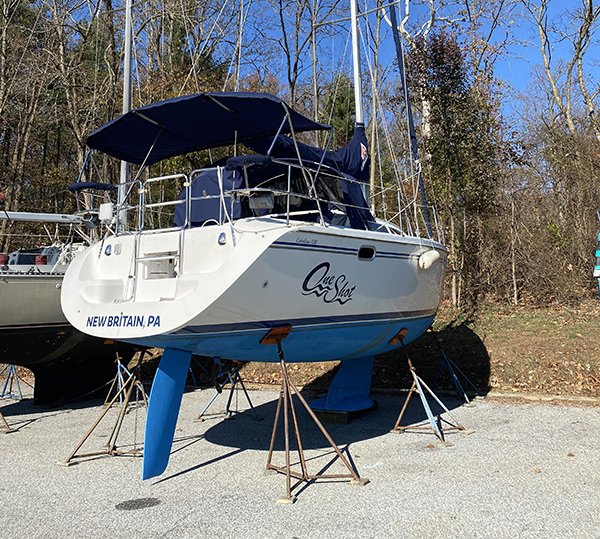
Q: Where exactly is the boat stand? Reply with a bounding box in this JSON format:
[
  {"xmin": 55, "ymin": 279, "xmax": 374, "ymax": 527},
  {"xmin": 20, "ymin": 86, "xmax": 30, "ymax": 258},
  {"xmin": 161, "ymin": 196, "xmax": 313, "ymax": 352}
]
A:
[
  {"xmin": 103, "ymin": 359, "xmax": 135, "ymax": 407},
  {"xmin": 392, "ymin": 343, "xmax": 472, "ymax": 444},
  {"xmin": 1, "ymin": 410, "xmax": 15, "ymax": 433},
  {"xmin": 262, "ymin": 326, "xmax": 368, "ymax": 504},
  {"xmin": 196, "ymin": 359, "xmax": 259, "ymax": 422},
  {"xmin": 429, "ymin": 328, "xmax": 481, "ymax": 404},
  {"xmin": 0, "ymin": 364, "xmax": 32, "ymax": 400},
  {"xmin": 59, "ymin": 353, "xmax": 148, "ymax": 466}
]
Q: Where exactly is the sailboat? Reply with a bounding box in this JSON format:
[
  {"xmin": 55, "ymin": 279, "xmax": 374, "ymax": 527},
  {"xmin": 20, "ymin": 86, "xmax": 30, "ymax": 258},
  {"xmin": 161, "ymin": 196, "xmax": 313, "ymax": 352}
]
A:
[
  {"xmin": 0, "ymin": 210, "xmax": 135, "ymax": 404},
  {"xmin": 60, "ymin": 0, "xmax": 446, "ymax": 480},
  {"xmin": 0, "ymin": 0, "xmax": 140, "ymax": 406}
]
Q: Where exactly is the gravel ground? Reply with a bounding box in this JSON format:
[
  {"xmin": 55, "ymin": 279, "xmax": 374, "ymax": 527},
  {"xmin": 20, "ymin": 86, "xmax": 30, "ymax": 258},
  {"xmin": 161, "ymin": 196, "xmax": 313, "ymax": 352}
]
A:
[{"xmin": 0, "ymin": 385, "xmax": 599, "ymax": 539}]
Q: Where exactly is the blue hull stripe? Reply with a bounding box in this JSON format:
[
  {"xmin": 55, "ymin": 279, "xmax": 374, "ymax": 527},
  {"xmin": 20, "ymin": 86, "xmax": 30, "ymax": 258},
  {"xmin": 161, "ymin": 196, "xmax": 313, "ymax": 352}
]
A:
[
  {"xmin": 176, "ymin": 309, "xmax": 437, "ymax": 336},
  {"xmin": 271, "ymin": 240, "xmax": 416, "ymax": 260},
  {"xmin": 271, "ymin": 241, "xmax": 357, "ymax": 256}
]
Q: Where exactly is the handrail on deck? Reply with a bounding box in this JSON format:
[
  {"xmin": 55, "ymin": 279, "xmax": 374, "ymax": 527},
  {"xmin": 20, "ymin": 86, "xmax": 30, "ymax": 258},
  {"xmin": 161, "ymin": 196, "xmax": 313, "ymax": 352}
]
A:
[{"xmin": 111, "ymin": 161, "xmax": 443, "ymax": 243}]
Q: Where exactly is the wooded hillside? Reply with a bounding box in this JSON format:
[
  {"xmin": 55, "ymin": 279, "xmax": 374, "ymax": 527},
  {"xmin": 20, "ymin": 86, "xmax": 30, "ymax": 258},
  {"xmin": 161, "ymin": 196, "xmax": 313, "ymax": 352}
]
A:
[{"xmin": 1, "ymin": 0, "xmax": 598, "ymax": 308}]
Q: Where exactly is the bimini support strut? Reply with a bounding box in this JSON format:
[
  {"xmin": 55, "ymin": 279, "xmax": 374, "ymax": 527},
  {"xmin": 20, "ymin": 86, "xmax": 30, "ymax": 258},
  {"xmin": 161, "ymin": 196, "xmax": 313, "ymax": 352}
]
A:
[{"xmin": 261, "ymin": 326, "xmax": 369, "ymax": 504}]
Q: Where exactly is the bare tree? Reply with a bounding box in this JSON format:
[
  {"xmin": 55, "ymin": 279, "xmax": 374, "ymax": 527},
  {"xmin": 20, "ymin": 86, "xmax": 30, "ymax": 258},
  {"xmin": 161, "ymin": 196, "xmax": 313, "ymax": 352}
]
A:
[{"xmin": 523, "ymin": 0, "xmax": 600, "ymax": 140}]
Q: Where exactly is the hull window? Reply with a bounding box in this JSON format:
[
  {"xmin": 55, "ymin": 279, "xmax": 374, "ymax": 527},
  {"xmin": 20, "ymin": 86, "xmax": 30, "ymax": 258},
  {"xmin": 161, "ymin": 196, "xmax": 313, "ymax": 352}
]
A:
[{"xmin": 358, "ymin": 246, "xmax": 375, "ymax": 260}]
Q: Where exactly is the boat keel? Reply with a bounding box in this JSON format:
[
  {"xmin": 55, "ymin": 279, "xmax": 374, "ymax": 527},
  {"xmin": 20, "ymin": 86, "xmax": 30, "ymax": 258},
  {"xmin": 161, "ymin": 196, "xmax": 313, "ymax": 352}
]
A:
[
  {"xmin": 310, "ymin": 356, "xmax": 375, "ymax": 414},
  {"xmin": 142, "ymin": 348, "xmax": 192, "ymax": 480}
]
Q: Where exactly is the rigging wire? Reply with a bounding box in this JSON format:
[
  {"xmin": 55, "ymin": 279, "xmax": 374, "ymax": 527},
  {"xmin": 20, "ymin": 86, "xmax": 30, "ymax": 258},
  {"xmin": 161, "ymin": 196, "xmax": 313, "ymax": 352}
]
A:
[
  {"xmin": 358, "ymin": 10, "xmax": 412, "ymax": 220},
  {"xmin": 132, "ymin": 20, "xmax": 143, "ymax": 107},
  {"xmin": 355, "ymin": 0, "xmax": 432, "ymax": 235},
  {"xmin": 178, "ymin": 0, "xmax": 200, "ymax": 94},
  {"xmin": 386, "ymin": 1, "xmax": 433, "ymax": 237},
  {"xmin": 325, "ymin": 29, "xmax": 352, "ymax": 128},
  {"xmin": 222, "ymin": 0, "xmax": 252, "ymax": 92},
  {"xmin": 177, "ymin": 0, "xmax": 233, "ymax": 96}
]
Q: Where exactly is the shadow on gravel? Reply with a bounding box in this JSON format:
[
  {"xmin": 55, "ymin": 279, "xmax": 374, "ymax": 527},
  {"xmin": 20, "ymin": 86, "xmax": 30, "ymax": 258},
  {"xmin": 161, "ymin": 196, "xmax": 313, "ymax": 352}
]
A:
[
  {"xmin": 199, "ymin": 323, "xmax": 490, "ymax": 455},
  {"xmin": 372, "ymin": 323, "xmax": 491, "ymax": 397},
  {"xmin": 201, "ymin": 389, "xmax": 470, "ymax": 453},
  {"xmin": 0, "ymin": 394, "xmax": 108, "ymax": 431},
  {"xmin": 158, "ymin": 389, "xmax": 470, "ymax": 487},
  {"xmin": 0, "ymin": 394, "xmax": 106, "ymax": 415}
]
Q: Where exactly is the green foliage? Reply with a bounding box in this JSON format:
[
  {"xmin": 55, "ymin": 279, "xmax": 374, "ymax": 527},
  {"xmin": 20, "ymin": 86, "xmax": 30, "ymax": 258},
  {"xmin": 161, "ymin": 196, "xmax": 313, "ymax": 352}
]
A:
[
  {"xmin": 320, "ymin": 74, "xmax": 355, "ymax": 147},
  {"xmin": 407, "ymin": 30, "xmax": 503, "ymax": 307},
  {"xmin": 409, "ymin": 31, "xmax": 499, "ymax": 216},
  {"xmin": 547, "ymin": 222, "xmax": 568, "ymax": 250}
]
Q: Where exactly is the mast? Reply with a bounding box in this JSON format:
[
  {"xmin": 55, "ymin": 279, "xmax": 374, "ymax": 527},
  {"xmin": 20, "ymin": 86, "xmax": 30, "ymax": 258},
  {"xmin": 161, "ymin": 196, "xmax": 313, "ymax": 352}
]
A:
[
  {"xmin": 118, "ymin": 0, "xmax": 133, "ymax": 229},
  {"xmin": 349, "ymin": 0, "xmax": 363, "ymax": 126}
]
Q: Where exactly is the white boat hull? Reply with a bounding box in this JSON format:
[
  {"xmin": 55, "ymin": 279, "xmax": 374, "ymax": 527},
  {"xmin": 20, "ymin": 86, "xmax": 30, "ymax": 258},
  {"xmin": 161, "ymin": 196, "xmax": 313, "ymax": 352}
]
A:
[
  {"xmin": 0, "ymin": 269, "xmax": 66, "ymax": 329},
  {"xmin": 62, "ymin": 218, "xmax": 446, "ymax": 362}
]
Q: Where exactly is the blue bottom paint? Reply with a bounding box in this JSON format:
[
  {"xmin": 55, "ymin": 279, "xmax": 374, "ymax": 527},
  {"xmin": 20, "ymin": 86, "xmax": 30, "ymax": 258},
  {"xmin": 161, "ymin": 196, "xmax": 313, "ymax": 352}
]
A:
[
  {"xmin": 310, "ymin": 356, "xmax": 375, "ymax": 412},
  {"xmin": 126, "ymin": 315, "xmax": 436, "ymax": 364},
  {"xmin": 143, "ymin": 348, "xmax": 192, "ymax": 480}
]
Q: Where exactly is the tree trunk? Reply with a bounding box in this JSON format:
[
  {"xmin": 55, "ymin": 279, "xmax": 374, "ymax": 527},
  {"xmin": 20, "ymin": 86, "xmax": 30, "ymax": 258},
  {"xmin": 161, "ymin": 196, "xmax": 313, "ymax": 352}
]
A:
[{"xmin": 510, "ymin": 195, "xmax": 518, "ymax": 305}]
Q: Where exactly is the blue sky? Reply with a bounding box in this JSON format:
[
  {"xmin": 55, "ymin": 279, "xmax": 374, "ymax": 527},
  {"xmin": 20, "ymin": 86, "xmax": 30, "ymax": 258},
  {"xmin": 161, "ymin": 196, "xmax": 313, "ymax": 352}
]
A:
[
  {"xmin": 380, "ymin": 0, "xmax": 599, "ymax": 120},
  {"xmin": 480, "ymin": 1, "xmax": 599, "ymax": 117},
  {"xmin": 216, "ymin": 0, "xmax": 598, "ymax": 123}
]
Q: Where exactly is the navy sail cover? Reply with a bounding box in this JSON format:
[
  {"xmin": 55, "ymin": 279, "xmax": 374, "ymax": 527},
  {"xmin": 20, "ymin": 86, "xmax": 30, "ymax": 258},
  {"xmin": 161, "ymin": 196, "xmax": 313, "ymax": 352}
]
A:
[
  {"xmin": 244, "ymin": 124, "xmax": 373, "ymax": 228},
  {"xmin": 245, "ymin": 124, "xmax": 370, "ymax": 182},
  {"xmin": 173, "ymin": 125, "xmax": 374, "ymax": 230},
  {"xmin": 86, "ymin": 92, "xmax": 330, "ymax": 166}
]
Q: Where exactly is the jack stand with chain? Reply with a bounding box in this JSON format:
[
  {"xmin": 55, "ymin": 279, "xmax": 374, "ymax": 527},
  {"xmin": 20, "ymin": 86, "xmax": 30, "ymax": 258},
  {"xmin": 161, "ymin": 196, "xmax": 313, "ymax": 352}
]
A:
[
  {"xmin": 262, "ymin": 326, "xmax": 369, "ymax": 504},
  {"xmin": 196, "ymin": 359, "xmax": 259, "ymax": 422},
  {"xmin": 103, "ymin": 358, "xmax": 136, "ymax": 407},
  {"xmin": 1, "ymin": 410, "xmax": 15, "ymax": 433},
  {"xmin": 1, "ymin": 364, "xmax": 32, "ymax": 400},
  {"xmin": 429, "ymin": 328, "xmax": 481, "ymax": 405},
  {"xmin": 58, "ymin": 352, "xmax": 148, "ymax": 466},
  {"xmin": 391, "ymin": 332, "xmax": 472, "ymax": 444}
]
